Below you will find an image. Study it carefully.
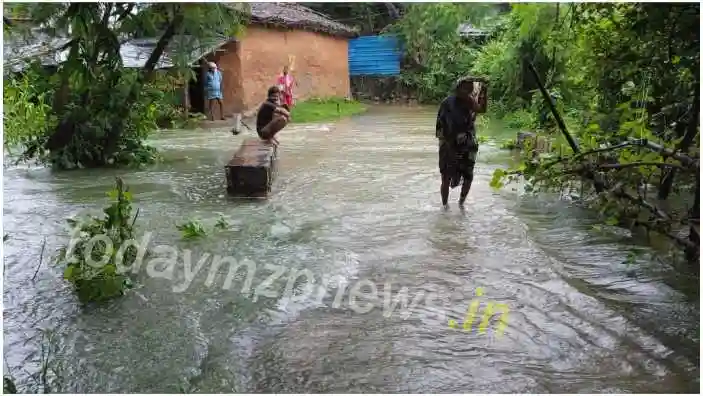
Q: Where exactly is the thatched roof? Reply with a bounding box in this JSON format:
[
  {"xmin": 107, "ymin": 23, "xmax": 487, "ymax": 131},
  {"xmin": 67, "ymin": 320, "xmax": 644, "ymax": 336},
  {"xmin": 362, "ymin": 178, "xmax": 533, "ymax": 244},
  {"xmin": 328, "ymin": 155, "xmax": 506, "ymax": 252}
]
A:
[{"xmin": 246, "ymin": 3, "xmax": 357, "ymax": 38}]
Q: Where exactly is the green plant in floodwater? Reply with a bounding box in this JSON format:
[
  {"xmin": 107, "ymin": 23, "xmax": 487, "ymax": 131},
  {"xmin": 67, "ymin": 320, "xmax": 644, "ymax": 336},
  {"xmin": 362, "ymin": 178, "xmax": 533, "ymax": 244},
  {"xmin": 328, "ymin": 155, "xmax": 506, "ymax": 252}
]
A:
[
  {"xmin": 499, "ymin": 138, "xmax": 518, "ymax": 150},
  {"xmin": 4, "ymin": 328, "xmax": 66, "ymax": 393},
  {"xmin": 177, "ymin": 220, "xmax": 207, "ymax": 239},
  {"xmin": 502, "ymin": 108, "xmax": 536, "ymax": 130},
  {"xmin": 214, "ymin": 216, "xmax": 229, "ymax": 230},
  {"xmin": 3, "ymin": 234, "xmax": 9, "ymax": 242},
  {"xmin": 56, "ymin": 177, "xmax": 138, "ymax": 303},
  {"xmin": 623, "ymin": 249, "xmax": 638, "ymax": 267}
]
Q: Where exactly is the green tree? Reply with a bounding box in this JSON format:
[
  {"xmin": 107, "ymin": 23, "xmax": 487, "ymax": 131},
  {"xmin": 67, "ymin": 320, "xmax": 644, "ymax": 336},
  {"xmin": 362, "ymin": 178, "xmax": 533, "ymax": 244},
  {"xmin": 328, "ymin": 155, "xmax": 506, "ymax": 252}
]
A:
[
  {"xmin": 3, "ymin": 3, "xmax": 244, "ymax": 169},
  {"xmin": 388, "ymin": 3, "xmax": 501, "ymax": 102},
  {"xmin": 302, "ymin": 3, "xmax": 403, "ymax": 35},
  {"xmin": 479, "ymin": 3, "xmax": 700, "ymax": 263}
]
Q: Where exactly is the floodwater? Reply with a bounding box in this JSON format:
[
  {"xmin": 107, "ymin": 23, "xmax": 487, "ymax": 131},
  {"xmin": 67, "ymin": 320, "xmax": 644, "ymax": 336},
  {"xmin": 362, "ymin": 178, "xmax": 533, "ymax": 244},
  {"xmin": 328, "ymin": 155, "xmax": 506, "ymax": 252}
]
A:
[{"xmin": 3, "ymin": 106, "xmax": 699, "ymax": 393}]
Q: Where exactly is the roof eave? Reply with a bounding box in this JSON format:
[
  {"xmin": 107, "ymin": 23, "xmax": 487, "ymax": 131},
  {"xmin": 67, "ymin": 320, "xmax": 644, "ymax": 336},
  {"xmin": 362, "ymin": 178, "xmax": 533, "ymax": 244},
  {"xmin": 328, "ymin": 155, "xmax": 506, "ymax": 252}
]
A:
[{"xmin": 248, "ymin": 17, "xmax": 357, "ymax": 38}]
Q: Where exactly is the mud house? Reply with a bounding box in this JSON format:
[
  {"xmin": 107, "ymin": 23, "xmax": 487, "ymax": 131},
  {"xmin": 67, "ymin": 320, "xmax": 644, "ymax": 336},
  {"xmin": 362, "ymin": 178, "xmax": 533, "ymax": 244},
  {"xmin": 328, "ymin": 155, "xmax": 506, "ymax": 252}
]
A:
[
  {"xmin": 189, "ymin": 3, "xmax": 358, "ymax": 117},
  {"xmin": 3, "ymin": 3, "xmax": 357, "ymax": 118}
]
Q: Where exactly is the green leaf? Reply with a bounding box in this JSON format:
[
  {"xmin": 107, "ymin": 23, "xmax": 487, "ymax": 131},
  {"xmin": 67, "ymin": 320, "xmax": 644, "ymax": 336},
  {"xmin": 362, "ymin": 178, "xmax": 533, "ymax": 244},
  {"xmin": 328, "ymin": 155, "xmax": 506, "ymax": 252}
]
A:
[
  {"xmin": 490, "ymin": 169, "xmax": 506, "ymax": 189},
  {"xmin": 63, "ymin": 265, "xmax": 75, "ymax": 280},
  {"xmin": 605, "ymin": 216, "xmax": 619, "ymax": 226}
]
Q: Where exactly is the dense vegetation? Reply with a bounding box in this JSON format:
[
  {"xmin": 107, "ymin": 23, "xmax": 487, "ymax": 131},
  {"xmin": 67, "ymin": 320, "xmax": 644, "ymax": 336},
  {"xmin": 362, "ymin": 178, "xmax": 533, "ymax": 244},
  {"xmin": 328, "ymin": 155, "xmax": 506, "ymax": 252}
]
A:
[
  {"xmin": 390, "ymin": 3, "xmax": 700, "ymax": 264},
  {"xmin": 476, "ymin": 3, "xmax": 699, "ymax": 265},
  {"xmin": 3, "ymin": 3, "xmax": 243, "ymax": 169},
  {"xmin": 312, "ymin": 3, "xmax": 700, "ymax": 263}
]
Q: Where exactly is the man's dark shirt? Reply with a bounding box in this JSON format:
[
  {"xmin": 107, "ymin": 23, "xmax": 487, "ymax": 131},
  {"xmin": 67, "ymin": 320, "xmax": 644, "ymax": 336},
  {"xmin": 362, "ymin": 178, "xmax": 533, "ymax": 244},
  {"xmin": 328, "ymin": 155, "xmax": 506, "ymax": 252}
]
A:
[
  {"xmin": 436, "ymin": 95, "xmax": 477, "ymax": 151},
  {"xmin": 256, "ymin": 99, "xmax": 277, "ymax": 132}
]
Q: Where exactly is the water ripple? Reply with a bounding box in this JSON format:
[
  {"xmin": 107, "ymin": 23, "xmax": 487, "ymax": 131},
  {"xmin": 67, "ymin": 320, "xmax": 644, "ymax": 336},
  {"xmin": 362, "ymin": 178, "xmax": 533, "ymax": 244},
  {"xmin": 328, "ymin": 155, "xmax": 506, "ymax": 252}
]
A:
[{"xmin": 3, "ymin": 106, "xmax": 698, "ymax": 393}]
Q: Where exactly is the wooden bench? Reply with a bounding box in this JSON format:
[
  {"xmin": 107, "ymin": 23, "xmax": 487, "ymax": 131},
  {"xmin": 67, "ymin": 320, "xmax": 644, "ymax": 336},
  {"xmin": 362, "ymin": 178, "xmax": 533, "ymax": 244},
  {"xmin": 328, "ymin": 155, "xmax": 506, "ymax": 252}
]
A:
[{"xmin": 225, "ymin": 138, "xmax": 277, "ymax": 198}]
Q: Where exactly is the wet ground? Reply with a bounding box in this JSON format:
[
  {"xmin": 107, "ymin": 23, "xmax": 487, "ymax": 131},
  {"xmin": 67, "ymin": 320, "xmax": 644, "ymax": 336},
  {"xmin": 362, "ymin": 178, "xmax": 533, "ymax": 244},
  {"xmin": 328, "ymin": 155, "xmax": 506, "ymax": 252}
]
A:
[{"xmin": 3, "ymin": 105, "xmax": 699, "ymax": 392}]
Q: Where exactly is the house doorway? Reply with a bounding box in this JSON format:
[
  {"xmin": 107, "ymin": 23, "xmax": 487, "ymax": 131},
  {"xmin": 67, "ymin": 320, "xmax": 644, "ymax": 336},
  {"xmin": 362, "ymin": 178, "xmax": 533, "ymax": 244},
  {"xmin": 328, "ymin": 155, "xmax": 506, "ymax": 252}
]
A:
[{"xmin": 188, "ymin": 66, "xmax": 206, "ymax": 115}]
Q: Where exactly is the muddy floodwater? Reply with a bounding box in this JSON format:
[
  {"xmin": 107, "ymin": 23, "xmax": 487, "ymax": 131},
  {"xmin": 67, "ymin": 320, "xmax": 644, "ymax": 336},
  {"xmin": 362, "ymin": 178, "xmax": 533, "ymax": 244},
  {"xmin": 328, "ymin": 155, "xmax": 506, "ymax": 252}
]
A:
[{"xmin": 3, "ymin": 106, "xmax": 699, "ymax": 393}]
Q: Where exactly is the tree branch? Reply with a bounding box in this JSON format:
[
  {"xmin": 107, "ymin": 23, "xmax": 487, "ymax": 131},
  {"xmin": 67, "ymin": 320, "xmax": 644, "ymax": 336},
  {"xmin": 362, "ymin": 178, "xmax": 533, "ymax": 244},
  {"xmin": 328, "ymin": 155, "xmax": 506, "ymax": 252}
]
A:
[
  {"xmin": 141, "ymin": 10, "xmax": 184, "ymax": 80},
  {"xmin": 543, "ymin": 138, "xmax": 698, "ymax": 171},
  {"xmin": 595, "ymin": 161, "xmax": 686, "ymax": 171},
  {"xmin": 115, "ymin": 3, "xmax": 136, "ymax": 23},
  {"xmin": 101, "ymin": 7, "xmax": 185, "ymax": 160},
  {"xmin": 658, "ymin": 83, "xmax": 700, "ymax": 199}
]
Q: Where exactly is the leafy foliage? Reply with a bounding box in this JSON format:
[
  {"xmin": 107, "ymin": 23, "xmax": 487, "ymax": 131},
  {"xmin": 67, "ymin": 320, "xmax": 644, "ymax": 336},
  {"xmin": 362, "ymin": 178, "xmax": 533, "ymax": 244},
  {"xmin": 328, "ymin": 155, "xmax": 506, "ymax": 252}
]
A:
[
  {"xmin": 4, "ymin": 3, "xmax": 243, "ymax": 169},
  {"xmin": 478, "ymin": 3, "xmax": 699, "ymax": 261},
  {"xmin": 388, "ymin": 3, "xmax": 500, "ymax": 102},
  {"xmin": 3, "ymin": 66, "xmax": 55, "ymax": 154},
  {"xmin": 302, "ymin": 3, "xmax": 404, "ymax": 35},
  {"xmin": 57, "ymin": 178, "xmax": 139, "ymax": 303},
  {"xmin": 177, "ymin": 220, "xmax": 208, "ymax": 240}
]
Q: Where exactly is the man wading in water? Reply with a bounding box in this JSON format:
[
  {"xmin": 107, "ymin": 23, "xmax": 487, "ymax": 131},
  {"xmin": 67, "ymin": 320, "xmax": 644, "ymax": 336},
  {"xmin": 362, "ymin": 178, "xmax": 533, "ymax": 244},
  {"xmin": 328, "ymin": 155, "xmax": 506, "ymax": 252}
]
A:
[{"xmin": 436, "ymin": 76, "xmax": 488, "ymax": 208}]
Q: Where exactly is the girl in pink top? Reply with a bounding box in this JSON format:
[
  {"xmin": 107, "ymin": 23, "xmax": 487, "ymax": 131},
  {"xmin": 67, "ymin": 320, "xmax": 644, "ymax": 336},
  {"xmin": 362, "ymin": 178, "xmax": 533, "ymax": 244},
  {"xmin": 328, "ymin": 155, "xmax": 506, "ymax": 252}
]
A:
[{"xmin": 276, "ymin": 65, "xmax": 295, "ymax": 110}]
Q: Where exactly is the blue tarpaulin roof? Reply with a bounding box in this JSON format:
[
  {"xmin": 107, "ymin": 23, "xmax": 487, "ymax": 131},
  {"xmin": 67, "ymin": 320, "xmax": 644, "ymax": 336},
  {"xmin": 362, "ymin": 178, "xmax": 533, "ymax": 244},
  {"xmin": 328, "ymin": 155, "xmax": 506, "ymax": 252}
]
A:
[{"xmin": 348, "ymin": 35, "xmax": 401, "ymax": 77}]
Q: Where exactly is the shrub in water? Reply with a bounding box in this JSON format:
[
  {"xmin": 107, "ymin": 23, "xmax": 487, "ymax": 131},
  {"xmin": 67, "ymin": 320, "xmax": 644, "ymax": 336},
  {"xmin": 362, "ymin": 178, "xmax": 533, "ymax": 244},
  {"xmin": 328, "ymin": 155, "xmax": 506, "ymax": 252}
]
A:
[{"xmin": 57, "ymin": 177, "xmax": 139, "ymax": 303}]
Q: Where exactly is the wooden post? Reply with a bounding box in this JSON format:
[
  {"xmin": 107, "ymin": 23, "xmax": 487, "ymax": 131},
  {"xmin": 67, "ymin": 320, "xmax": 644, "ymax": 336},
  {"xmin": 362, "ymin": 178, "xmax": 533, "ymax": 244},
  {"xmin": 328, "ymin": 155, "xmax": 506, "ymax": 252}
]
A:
[
  {"xmin": 231, "ymin": 113, "xmax": 242, "ymax": 135},
  {"xmin": 182, "ymin": 78, "xmax": 190, "ymax": 121},
  {"xmin": 201, "ymin": 59, "xmax": 209, "ymax": 119}
]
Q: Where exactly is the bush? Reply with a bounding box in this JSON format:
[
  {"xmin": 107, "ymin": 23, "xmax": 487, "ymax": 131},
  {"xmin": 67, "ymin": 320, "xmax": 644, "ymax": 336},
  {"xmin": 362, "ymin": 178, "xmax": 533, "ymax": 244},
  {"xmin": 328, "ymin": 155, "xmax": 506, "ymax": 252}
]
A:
[{"xmin": 57, "ymin": 178, "xmax": 140, "ymax": 303}]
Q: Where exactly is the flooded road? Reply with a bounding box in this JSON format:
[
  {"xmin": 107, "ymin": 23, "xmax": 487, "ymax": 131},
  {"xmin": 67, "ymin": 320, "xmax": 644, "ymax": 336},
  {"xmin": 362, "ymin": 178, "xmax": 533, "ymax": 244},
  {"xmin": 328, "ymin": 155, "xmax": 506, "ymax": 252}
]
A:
[{"xmin": 3, "ymin": 106, "xmax": 699, "ymax": 393}]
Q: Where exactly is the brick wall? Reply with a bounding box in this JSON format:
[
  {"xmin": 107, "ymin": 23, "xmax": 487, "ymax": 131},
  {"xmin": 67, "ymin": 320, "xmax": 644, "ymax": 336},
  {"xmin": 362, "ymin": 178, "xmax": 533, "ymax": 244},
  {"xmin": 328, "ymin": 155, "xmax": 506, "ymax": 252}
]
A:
[{"xmin": 238, "ymin": 26, "xmax": 351, "ymax": 111}]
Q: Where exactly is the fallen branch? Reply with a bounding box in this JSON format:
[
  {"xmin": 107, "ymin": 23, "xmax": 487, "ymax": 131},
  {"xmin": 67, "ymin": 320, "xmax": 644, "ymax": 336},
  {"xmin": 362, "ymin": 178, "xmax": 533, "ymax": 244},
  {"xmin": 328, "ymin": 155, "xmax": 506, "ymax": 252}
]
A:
[
  {"xmin": 32, "ymin": 237, "xmax": 47, "ymax": 281},
  {"xmin": 608, "ymin": 182, "xmax": 671, "ymax": 221},
  {"xmin": 630, "ymin": 218, "xmax": 697, "ymax": 252},
  {"xmin": 527, "ymin": 61, "xmax": 580, "ymax": 153},
  {"xmin": 130, "ymin": 207, "xmax": 140, "ymax": 229},
  {"xmin": 544, "ymin": 139, "xmax": 698, "ymax": 171}
]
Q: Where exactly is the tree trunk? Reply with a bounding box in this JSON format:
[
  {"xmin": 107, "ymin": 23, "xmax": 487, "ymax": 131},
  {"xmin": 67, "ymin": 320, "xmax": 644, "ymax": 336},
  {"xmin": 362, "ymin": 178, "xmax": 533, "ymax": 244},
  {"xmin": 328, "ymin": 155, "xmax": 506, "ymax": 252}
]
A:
[
  {"xmin": 201, "ymin": 59, "xmax": 209, "ymax": 119},
  {"xmin": 658, "ymin": 86, "xmax": 699, "ymax": 200},
  {"xmin": 383, "ymin": 3, "xmax": 400, "ymax": 20},
  {"xmin": 102, "ymin": 10, "xmax": 185, "ymax": 160},
  {"xmin": 685, "ymin": 172, "xmax": 699, "ymax": 267},
  {"xmin": 182, "ymin": 79, "xmax": 190, "ymax": 120}
]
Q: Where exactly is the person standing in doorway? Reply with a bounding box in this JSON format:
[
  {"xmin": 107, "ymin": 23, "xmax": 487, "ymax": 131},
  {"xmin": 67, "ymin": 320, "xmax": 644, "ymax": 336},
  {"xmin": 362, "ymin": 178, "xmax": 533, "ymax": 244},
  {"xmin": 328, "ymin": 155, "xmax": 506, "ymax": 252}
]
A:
[
  {"xmin": 206, "ymin": 61, "xmax": 225, "ymax": 121},
  {"xmin": 436, "ymin": 76, "xmax": 488, "ymax": 208},
  {"xmin": 276, "ymin": 65, "xmax": 296, "ymax": 110}
]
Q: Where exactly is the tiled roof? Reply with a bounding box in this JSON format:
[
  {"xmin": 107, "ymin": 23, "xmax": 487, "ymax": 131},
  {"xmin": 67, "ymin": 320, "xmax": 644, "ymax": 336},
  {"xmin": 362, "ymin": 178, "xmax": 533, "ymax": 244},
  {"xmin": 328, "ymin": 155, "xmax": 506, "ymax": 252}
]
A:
[{"xmin": 3, "ymin": 3, "xmax": 355, "ymax": 73}]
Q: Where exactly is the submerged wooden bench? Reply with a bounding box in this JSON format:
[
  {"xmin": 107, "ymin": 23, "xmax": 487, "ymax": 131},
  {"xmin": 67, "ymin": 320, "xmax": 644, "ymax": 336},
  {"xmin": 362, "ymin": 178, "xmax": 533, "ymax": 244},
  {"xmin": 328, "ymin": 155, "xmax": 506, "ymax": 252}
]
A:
[{"xmin": 225, "ymin": 138, "xmax": 278, "ymax": 198}]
